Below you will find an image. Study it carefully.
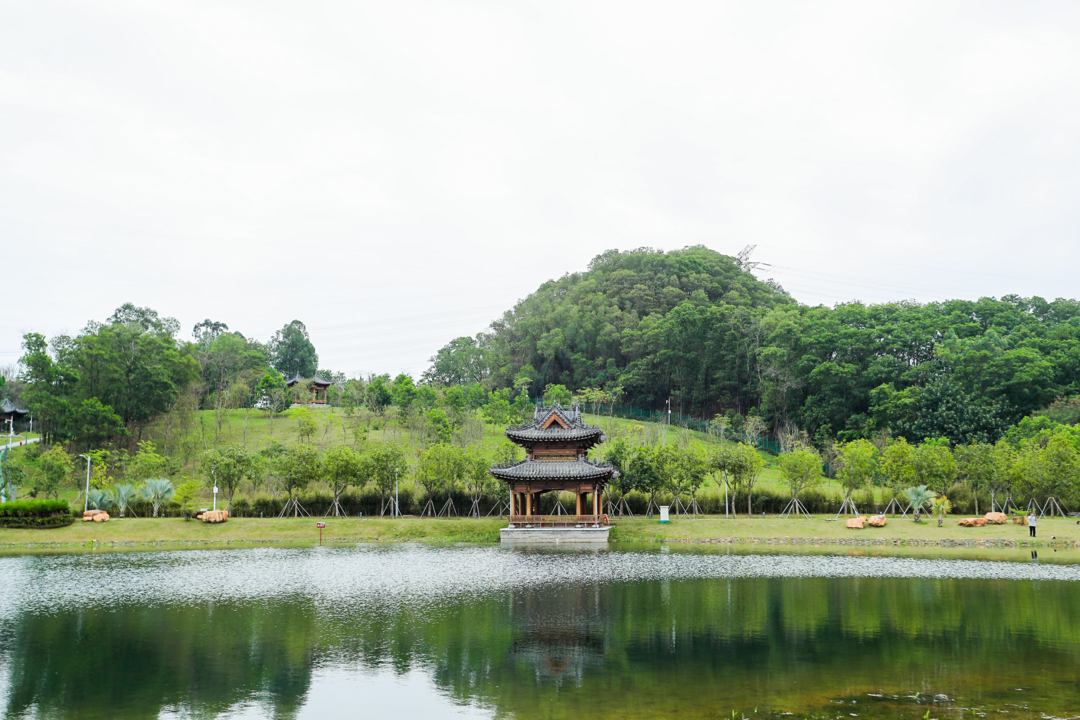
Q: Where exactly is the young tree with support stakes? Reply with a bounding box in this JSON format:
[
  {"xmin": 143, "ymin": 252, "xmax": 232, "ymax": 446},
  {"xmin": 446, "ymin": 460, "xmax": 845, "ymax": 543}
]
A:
[
  {"xmin": 835, "ymin": 439, "xmax": 878, "ymax": 516},
  {"xmin": 362, "ymin": 444, "xmax": 408, "ymax": 516},
  {"xmin": 273, "ymin": 444, "xmax": 321, "ymax": 517},
  {"xmin": 672, "ymin": 445, "xmax": 708, "ymax": 518},
  {"xmin": 322, "ymin": 445, "xmax": 364, "ymax": 517},
  {"xmin": 990, "ymin": 440, "xmax": 1017, "ymax": 512},
  {"xmin": 462, "ymin": 445, "xmax": 494, "ymax": 518},
  {"xmin": 709, "ymin": 443, "xmax": 737, "ymax": 517},
  {"xmin": 881, "ymin": 438, "xmax": 917, "ymax": 515},
  {"xmin": 202, "ymin": 444, "xmax": 257, "ymax": 510},
  {"xmin": 954, "ymin": 442, "xmax": 995, "ymax": 516},
  {"xmin": 414, "ymin": 444, "xmax": 460, "ymax": 517},
  {"xmin": 778, "ymin": 446, "xmax": 821, "ymax": 518},
  {"xmin": 733, "ymin": 443, "xmax": 766, "ymax": 516}
]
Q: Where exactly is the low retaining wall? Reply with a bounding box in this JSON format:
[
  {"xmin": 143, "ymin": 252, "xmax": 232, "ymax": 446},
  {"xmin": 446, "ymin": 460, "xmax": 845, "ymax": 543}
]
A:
[{"xmin": 501, "ymin": 526, "xmax": 611, "ymax": 543}]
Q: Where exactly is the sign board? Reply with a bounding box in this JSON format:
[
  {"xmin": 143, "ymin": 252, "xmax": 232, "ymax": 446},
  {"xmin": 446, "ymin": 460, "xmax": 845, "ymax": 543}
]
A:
[
  {"xmin": 659, "ymin": 505, "xmax": 670, "ymax": 524},
  {"xmin": 212, "ymin": 486, "xmax": 219, "ymax": 494},
  {"xmin": 316, "ymin": 522, "xmax": 326, "ymax": 529}
]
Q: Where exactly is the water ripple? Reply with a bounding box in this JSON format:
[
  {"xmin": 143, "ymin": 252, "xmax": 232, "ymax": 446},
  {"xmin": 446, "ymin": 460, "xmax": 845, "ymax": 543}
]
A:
[{"xmin": 0, "ymin": 545, "xmax": 1076, "ymax": 618}]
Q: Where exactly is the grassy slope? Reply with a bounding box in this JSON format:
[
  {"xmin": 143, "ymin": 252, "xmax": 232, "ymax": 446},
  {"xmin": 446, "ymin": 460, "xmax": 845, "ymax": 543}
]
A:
[
  {"xmin": 1, "ymin": 515, "xmax": 1075, "ymax": 548},
  {"xmin": 127, "ymin": 406, "xmax": 821, "ymax": 503}
]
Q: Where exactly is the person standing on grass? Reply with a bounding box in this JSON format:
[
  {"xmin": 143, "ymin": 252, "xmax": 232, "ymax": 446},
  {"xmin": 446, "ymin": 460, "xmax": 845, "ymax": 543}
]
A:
[{"xmin": 1028, "ymin": 511, "xmax": 1037, "ymax": 538}]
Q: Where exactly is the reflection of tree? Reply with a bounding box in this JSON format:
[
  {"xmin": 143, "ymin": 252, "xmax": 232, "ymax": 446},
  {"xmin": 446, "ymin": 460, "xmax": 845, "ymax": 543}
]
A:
[
  {"xmin": 3, "ymin": 601, "xmax": 317, "ymax": 720},
  {"xmin": 7, "ymin": 573, "xmax": 1080, "ymax": 718}
]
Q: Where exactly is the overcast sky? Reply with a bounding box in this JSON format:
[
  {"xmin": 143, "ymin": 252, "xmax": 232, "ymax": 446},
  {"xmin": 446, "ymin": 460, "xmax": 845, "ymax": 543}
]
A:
[{"xmin": 3, "ymin": 1, "xmax": 1079, "ymax": 378}]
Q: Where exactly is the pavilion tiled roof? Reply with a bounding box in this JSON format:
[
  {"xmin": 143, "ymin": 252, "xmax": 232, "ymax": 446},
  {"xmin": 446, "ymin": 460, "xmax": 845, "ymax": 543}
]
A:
[
  {"xmin": 505, "ymin": 402, "xmax": 604, "ymax": 444},
  {"xmin": 490, "ymin": 459, "xmax": 618, "ymax": 482},
  {"xmin": 285, "ymin": 374, "xmax": 332, "ymax": 387},
  {"xmin": 1, "ymin": 398, "xmax": 28, "ymax": 416}
]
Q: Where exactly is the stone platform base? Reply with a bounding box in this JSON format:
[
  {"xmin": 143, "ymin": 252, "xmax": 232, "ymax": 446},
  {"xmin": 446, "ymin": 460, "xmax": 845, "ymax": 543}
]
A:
[{"xmin": 500, "ymin": 526, "xmax": 611, "ymax": 543}]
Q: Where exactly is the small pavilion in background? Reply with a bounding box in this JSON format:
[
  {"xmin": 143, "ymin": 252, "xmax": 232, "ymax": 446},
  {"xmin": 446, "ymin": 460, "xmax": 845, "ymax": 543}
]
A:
[
  {"xmin": 491, "ymin": 402, "xmax": 617, "ymax": 536},
  {"xmin": 1, "ymin": 399, "xmax": 28, "ymax": 431},
  {"xmin": 285, "ymin": 374, "xmax": 331, "ymax": 405}
]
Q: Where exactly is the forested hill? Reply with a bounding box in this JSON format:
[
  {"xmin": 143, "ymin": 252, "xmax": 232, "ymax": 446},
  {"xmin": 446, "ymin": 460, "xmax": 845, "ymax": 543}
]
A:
[{"xmin": 427, "ymin": 246, "xmax": 1080, "ymax": 445}]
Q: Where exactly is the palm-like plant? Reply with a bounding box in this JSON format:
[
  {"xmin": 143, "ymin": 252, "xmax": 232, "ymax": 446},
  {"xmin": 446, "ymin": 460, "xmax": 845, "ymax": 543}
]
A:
[
  {"xmin": 904, "ymin": 485, "xmax": 938, "ymax": 522},
  {"xmin": 141, "ymin": 478, "xmax": 175, "ymax": 518},
  {"xmin": 87, "ymin": 488, "xmax": 110, "ymax": 511},
  {"xmin": 931, "ymin": 496, "xmax": 952, "ymax": 527},
  {"xmin": 114, "ymin": 484, "xmax": 139, "ymax": 518}
]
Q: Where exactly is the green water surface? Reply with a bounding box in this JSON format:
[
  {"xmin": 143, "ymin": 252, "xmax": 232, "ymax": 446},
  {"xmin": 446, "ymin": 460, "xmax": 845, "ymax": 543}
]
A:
[{"xmin": 0, "ymin": 545, "xmax": 1077, "ymax": 719}]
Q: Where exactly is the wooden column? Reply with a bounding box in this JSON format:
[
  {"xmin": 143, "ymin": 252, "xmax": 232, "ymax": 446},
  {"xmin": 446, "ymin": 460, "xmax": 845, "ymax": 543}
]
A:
[
  {"xmin": 576, "ymin": 493, "xmax": 583, "ymax": 516},
  {"xmin": 592, "ymin": 486, "xmax": 598, "ymax": 516},
  {"xmin": 525, "ymin": 493, "xmax": 532, "ymax": 517},
  {"xmin": 596, "ymin": 485, "xmax": 603, "ymax": 515}
]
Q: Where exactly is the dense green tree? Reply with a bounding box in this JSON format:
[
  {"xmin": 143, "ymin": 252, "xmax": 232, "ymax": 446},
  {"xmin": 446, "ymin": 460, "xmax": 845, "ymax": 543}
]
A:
[
  {"xmin": 881, "ymin": 439, "xmax": 917, "ymax": 496},
  {"xmin": 426, "ymin": 247, "xmax": 1080, "ymax": 444},
  {"xmin": 391, "ymin": 374, "xmax": 416, "ymax": 410},
  {"xmin": 268, "ymin": 321, "xmax": 318, "ymax": 378},
  {"xmin": 202, "ymin": 444, "xmax": 258, "ymax": 509},
  {"xmin": 36, "ymin": 446, "xmax": 74, "ymax": 500},
  {"xmin": 914, "ymin": 438, "xmax": 958, "ymax": 496},
  {"xmin": 423, "ymin": 336, "xmax": 490, "ymax": 385}
]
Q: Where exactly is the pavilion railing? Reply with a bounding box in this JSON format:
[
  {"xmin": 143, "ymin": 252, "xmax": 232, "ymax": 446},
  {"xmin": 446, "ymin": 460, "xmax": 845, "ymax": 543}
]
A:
[{"xmin": 508, "ymin": 515, "xmax": 609, "ymax": 527}]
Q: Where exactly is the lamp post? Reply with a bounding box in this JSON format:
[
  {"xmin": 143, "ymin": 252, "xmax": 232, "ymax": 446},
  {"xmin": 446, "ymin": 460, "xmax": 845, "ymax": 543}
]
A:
[
  {"xmin": 80, "ymin": 454, "xmax": 92, "ymax": 513},
  {"xmin": 394, "ymin": 466, "xmax": 400, "ymax": 518}
]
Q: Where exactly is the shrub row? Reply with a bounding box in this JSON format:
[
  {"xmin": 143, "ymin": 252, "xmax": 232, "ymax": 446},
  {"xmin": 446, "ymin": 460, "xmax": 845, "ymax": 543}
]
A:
[{"xmin": 0, "ymin": 499, "xmax": 76, "ymax": 529}]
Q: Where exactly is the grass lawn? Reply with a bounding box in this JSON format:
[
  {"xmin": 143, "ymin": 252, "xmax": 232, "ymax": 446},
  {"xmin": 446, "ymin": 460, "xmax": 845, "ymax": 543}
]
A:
[
  {"xmin": 610, "ymin": 515, "xmax": 1080, "ymax": 545},
  {"xmin": 2, "ymin": 514, "xmax": 1075, "ymax": 550}
]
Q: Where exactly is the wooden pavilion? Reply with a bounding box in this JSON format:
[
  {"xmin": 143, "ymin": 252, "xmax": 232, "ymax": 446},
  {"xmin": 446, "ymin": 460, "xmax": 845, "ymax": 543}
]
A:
[
  {"xmin": 285, "ymin": 374, "xmax": 331, "ymax": 405},
  {"xmin": 491, "ymin": 402, "xmax": 617, "ymax": 527},
  {"xmin": 1, "ymin": 398, "xmax": 28, "ymax": 428}
]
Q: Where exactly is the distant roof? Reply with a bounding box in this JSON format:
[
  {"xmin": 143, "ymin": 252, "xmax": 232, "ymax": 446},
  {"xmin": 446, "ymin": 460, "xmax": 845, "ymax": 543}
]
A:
[
  {"xmin": 285, "ymin": 374, "xmax": 332, "ymax": 387},
  {"xmin": 505, "ymin": 402, "xmax": 605, "ymax": 446},
  {"xmin": 0, "ymin": 398, "xmax": 28, "ymax": 417},
  {"xmin": 490, "ymin": 459, "xmax": 618, "ymax": 482}
]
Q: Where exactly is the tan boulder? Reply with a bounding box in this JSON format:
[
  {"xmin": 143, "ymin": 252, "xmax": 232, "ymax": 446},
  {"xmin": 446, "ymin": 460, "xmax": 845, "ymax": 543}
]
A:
[
  {"xmin": 1013, "ymin": 516, "xmax": 1025, "ymax": 524},
  {"xmin": 199, "ymin": 510, "xmax": 228, "ymax": 523},
  {"xmin": 92, "ymin": 512, "xmax": 110, "ymax": 523},
  {"xmin": 868, "ymin": 514, "xmax": 887, "ymax": 527},
  {"xmin": 846, "ymin": 516, "xmax": 867, "ymax": 529},
  {"xmin": 984, "ymin": 512, "xmax": 1007, "ymax": 524},
  {"xmin": 958, "ymin": 517, "xmax": 987, "ymax": 527}
]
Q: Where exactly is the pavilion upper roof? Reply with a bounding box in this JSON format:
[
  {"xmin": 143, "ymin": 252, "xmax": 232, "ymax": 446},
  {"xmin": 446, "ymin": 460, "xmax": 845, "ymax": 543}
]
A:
[
  {"xmin": 285, "ymin": 373, "xmax": 332, "ymax": 387},
  {"xmin": 1, "ymin": 398, "xmax": 28, "ymax": 417},
  {"xmin": 504, "ymin": 402, "xmax": 605, "ymax": 446}
]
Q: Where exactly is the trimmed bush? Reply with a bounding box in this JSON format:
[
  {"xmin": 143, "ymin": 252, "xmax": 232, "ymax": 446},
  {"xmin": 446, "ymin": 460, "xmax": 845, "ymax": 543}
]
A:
[{"xmin": 0, "ymin": 499, "xmax": 75, "ymax": 529}]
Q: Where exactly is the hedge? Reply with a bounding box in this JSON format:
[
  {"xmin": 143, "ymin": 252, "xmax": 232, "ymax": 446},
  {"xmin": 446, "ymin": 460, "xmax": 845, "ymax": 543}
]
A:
[{"xmin": 0, "ymin": 499, "xmax": 76, "ymax": 529}]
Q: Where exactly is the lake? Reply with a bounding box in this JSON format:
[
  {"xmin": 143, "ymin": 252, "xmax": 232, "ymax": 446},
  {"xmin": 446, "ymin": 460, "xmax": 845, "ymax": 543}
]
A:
[{"xmin": 1, "ymin": 544, "xmax": 1078, "ymax": 719}]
